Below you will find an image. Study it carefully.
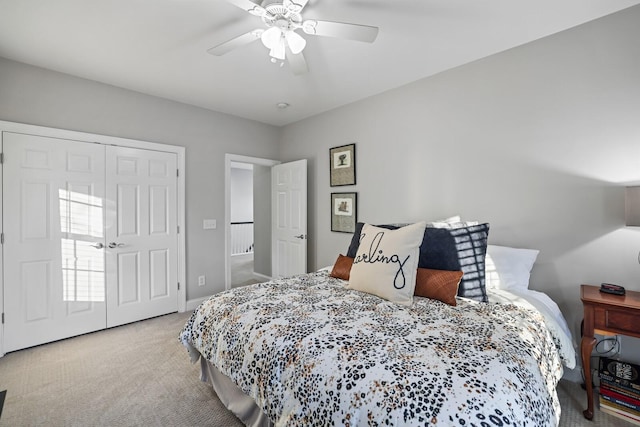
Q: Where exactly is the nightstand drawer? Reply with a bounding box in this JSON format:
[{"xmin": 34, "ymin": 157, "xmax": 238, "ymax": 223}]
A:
[{"xmin": 594, "ymin": 306, "xmax": 640, "ymax": 337}]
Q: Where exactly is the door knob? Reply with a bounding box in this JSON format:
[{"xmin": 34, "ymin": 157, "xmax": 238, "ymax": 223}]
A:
[
  {"xmin": 294, "ymin": 234, "xmax": 307, "ymax": 239},
  {"xmin": 108, "ymin": 242, "xmax": 125, "ymax": 248},
  {"xmin": 90, "ymin": 242, "xmax": 105, "ymax": 249}
]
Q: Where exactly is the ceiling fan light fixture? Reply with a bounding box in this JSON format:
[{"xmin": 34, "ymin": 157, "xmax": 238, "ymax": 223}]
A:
[
  {"xmin": 213, "ymin": 0, "xmax": 379, "ymax": 75},
  {"xmin": 285, "ymin": 30, "xmax": 306, "ymax": 54},
  {"xmin": 269, "ymin": 39, "xmax": 286, "ymax": 60},
  {"xmin": 261, "ymin": 26, "xmax": 282, "ymax": 49}
]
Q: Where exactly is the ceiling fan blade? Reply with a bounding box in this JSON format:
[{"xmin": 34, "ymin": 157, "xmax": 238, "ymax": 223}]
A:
[
  {"xmin": 223, "ymin": 0, "xmax": 267, "ymax": 17},
  {"xmin": 302, "ymin": 20, "xmax": 379, "ymax": 43},
  {"xmin": 207, "ymin": 29, "xmax": 264, "ymax": 56},
  {"xmin": 286, "ymin": 48, "xmax": 308, "ymax": 75},
  {"xmin": 283, "ymin": 0, "xmax": 310, "ymax": 13}
]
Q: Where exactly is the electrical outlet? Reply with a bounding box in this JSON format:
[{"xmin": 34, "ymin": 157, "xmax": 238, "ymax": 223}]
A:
[{"xmin": 198, "ymin": 275, "xmax": 206, "ymax": 286}]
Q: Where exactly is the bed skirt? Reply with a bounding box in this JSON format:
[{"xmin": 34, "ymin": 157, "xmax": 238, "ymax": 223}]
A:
[{"xmin": 199, "ymin": 356, "xmax": 273, "ymax": 427}]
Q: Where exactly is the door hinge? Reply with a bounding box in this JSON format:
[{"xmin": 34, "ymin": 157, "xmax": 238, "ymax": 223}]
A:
[
  {"xmin": 1, "ymin": 313, "xmax": 4, "ymax": 324},
  {"xmin": 1, "ymin": 233, "xmax": 4, "ymax": 244},
  {"xmin": 0, "ymin": 152, "xmax": 3, "ymax": 164},
  {"xmin": 177, "ymin": 169, "xmax": 179, "ymax": 177},
  {"xmin": 177, "ymin": 282, "xmax": 180, "ymax": 291},
  {"xmin": 177, "ymin": 225, "xmax": 180, "ymax": 234}
]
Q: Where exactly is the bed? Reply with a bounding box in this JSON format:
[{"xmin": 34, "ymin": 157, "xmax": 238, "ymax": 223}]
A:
[{"xmin": 180, "ymin": 220, "xmax": 576, "ymax": 426}]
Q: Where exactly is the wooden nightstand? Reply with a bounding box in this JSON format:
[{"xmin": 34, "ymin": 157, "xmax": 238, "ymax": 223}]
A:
[{"xmin": 580, "ymin": 284, "xmax": 640, "ymax": 420}]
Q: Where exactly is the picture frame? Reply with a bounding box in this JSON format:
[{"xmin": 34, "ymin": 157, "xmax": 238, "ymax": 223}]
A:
[
  {"xmin": 329, "ymin": 143, "xmax": 356, "ymax": 187},
  {"xmin": 331, "ymin": 192, "xmax": 357, "ymax": 233}
]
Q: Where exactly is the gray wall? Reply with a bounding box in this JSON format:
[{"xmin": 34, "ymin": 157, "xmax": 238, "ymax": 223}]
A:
[
  {"xmin": 230, "ymin": 167, "xmax": 254, "ymax": 223},
  {"xmin": 0, "ymin": 57, "xmax": 280, "ymax": 302},
  {"xmin": 279, "ymin": 5, "xmax": 640, "ymax": 365}
]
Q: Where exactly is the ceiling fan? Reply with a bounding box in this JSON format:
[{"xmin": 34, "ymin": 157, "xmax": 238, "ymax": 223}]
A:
[{"xmin": 208, "ymin": 0, "xmax": 379, "ymax": 75}]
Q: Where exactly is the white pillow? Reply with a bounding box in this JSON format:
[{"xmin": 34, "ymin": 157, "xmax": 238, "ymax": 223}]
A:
[
  {"xmin": 485, "ymin": 245, "xmax": 539, "ymax": 291},
  {"xmin": 427, "ymin": 215, "xmax": 479, "ymax": 228},
  {"xmin": 347, "ymin": 221, "xmax": 427, "ymax": 306}
]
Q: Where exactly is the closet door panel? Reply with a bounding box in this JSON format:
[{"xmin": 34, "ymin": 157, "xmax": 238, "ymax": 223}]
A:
[
  {"xmin": 105, "ymin": 146, "xmax": 178, "ymax": 327},
  {"xmin": 150, "ymin": 249, "xmax": 169, "ymax": 299},
  {"xmin": 117, "ymin": 251, "xmax": 140, "ymax": 305},
  {"xmin": 117, "ymin": 184, "xmax": 140, "ymax": 236},
  {"xmin": 3, "ymin": 132, "xmax": 107, "ymax": 353}
]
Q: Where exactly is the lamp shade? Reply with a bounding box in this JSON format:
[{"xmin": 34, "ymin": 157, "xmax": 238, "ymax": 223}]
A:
[{"xmin": 625, "ymin": 186, "xmax": 640, "ymax": 226}]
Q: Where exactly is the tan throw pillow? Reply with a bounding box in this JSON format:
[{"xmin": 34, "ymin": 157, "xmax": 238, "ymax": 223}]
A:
[
  {"xmin": 414, "ymin": 268, "xmax": 463, "ymax": 306},
  {"xmin": 329, "ymin": 254, "xmax": 354, "ymax": 280},
  {"xmin": 347, "ymin": 222, "xmax": 427, "ymax": 306}
]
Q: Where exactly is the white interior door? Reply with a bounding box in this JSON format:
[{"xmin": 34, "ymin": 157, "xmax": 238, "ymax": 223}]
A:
[
  {"xmin": 3, "ymin": 132, "xmax": 107, "ymax": 352},
  {"xmin": 105, "ymin": 146, "xmax": 178, "ymax": 327},
  {"xmin": 271, "ymin": 159, "xmax": 307, "ymax": 279}
]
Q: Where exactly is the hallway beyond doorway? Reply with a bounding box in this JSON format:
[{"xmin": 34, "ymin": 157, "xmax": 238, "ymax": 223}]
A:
[{"xmin": 231, "ymin": 254, "xmax": 261, "ymax": 288}]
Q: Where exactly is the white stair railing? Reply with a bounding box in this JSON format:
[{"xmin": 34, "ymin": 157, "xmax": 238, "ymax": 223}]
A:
[{"xmin": 231, "ymin": 222, "xmax": 254, "ymax": 255}]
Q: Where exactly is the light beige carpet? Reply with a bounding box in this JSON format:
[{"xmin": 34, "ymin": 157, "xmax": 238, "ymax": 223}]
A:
[
  {"xmin": 0, "ymin": 311, "xmax": 632, "ymax": 426},
  {"xmin": 0, "ymin": 312, "xmax": 244, "ymax": 427}
]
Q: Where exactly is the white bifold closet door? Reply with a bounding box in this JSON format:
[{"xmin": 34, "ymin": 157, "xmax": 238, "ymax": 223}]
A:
[
  {"xmin": 3, "ymin": 132, "xmax": 178, "ymax": 352},
  {"xmin": 3, "ymin": 133, "xmax": 107, "ymax": 351},
  {"xmin": 105, "ymin": 146, "xmax": 178, "ymax": 328}
]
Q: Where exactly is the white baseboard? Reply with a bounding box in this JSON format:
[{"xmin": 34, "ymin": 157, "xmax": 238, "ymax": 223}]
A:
[
  {"xmin": 186, "ymin": 273, "xmax": 271, "ymax": 312},
  {"xmin": 231, "ymin": 252, "xmax": 253, "ymax": 259},
  {"xmin": 186, "ymin": 296, "xmax": 211, "ymax": 311},
  {"xmin": 253, "ymin": 272, "xmax": 271, "ymax": 282}
]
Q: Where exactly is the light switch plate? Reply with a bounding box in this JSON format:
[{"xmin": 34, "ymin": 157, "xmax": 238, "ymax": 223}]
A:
[{"xmin": 203, "ymin": 219, "xmax": 217, "ymax": 229}]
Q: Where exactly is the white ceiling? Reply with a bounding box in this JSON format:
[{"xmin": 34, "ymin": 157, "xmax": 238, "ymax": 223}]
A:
[{"xmin": 1, "ymin": 0, "xmax": 639, "ymax": 127}]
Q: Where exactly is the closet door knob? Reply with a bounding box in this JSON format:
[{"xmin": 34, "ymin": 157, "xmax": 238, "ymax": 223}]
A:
[
  {"xmin": 108, "ymin": 242, "xmax": 125, "ymax": 248},
  {"xmin": 90, "ymin": 242, "xmax": 105, "ymax": 249}
]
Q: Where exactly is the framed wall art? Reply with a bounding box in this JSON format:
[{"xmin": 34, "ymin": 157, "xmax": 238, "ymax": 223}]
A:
[
  {"xmin": 331, "ymin": 192, "xmax": 357, "ymax": 233},
  {"xmin": 329, "ymin": 143, "xmax": 356, "ymax": 186}
]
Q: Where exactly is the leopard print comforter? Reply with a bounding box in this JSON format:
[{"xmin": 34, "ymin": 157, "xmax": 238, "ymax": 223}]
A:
[{"xmin": 180, "ymin": 270, "xmax": 565, "ymax": 426}]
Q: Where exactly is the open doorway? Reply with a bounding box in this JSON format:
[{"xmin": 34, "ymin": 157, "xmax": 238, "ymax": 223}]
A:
[
  {"xmin": 225, "ymin": 154, "xmax": 280, "ymax": 290},
  {"xmin": 229, "ymin": 162, "xmax": 257, "ymax": 287}
]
